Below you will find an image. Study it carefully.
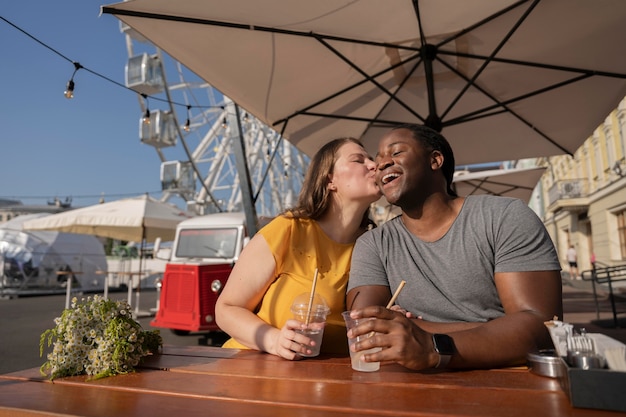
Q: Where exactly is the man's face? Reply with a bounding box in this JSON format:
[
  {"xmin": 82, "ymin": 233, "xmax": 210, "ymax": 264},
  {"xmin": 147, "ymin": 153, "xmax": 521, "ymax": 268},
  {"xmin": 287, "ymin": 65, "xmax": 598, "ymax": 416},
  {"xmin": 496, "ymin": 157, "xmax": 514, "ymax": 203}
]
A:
[{"xmin": 375, "ymin": 128, "xmax": 431, "ymax": 206}]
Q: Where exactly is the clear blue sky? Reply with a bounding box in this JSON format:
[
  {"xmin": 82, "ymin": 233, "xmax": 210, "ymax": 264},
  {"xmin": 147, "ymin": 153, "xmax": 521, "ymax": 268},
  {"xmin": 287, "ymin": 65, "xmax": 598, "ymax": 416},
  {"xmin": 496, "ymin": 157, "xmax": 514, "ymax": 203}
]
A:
[{"xmin": 1, "ymin": 1, "xmax": 199, "ymax": 209}]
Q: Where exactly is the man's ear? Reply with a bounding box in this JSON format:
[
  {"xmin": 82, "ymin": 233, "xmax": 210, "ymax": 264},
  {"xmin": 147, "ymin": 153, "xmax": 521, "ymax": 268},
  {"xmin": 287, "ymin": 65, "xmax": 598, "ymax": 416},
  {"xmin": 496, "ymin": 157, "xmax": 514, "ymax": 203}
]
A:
[{"xmin": 431, "ymin": 150, "xmax": 444, "ymax": 170}]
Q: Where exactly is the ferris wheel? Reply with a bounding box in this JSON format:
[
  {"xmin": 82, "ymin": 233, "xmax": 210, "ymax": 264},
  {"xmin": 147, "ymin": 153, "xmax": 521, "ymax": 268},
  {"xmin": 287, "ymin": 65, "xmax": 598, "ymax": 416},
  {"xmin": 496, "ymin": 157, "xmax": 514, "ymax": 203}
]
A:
[{"xmin": 118, "ymin": 22, "xmax": 309, "ymax": 218}]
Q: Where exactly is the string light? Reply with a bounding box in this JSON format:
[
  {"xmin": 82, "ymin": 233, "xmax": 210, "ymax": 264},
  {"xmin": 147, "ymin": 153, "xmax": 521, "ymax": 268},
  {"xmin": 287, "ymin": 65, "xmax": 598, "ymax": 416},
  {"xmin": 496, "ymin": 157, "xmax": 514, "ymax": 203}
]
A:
[
  {"xmin": 221, "ymin": 117, "xmax": 228, "ymax": 129},
  {"xmin": 142, "ymin": 95, "xmax": 151, "ymax": 125},
  {"xmin": 0, "ymin": 17, "xmax": 225, "ymax": 113},
  {"xmin": 183, "ymin": 105, "xmax": 191, "ymax": 132},
  {"xmin": 64, "ymin": 62, "xmax": 83, "ymax": 99}
]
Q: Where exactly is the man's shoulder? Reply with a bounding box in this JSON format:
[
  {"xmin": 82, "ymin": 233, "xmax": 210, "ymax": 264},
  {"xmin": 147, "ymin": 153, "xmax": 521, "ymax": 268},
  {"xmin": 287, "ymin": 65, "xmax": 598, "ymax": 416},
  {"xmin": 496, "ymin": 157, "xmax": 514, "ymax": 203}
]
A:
[
  {"xmin": 465, "ymin": 194, "xmax": 519, "ymax": 207},
  {"xmin": 357, "ymin": 216, "xmax": 403, "ymax": 242},
  {"xmin": 463, "ymin": 195, "xmax": 527, "ymax": 214}
]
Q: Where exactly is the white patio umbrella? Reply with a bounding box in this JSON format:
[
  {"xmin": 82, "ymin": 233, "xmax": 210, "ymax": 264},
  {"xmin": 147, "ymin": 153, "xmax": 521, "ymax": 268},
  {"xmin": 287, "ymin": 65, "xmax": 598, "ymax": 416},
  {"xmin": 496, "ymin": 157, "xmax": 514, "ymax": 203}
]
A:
[
  {"xmin": 23, "ymin": 194, "xmax": 191, "ymax": 311},
  {"xmin": 452, "ymin": 166, "xmax": 546, "ymax": 203},
  {"xmin": 101, "ymin": 0, "xmax": 626, "ymax": 166}
]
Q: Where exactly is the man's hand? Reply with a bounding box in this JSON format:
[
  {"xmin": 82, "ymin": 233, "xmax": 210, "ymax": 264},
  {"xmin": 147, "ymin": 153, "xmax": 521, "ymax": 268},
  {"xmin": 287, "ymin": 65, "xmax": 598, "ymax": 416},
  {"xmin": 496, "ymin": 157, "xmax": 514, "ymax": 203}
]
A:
[{"xmin": 347, "ymin": 306, "xmax": 440, "ymax": 370}]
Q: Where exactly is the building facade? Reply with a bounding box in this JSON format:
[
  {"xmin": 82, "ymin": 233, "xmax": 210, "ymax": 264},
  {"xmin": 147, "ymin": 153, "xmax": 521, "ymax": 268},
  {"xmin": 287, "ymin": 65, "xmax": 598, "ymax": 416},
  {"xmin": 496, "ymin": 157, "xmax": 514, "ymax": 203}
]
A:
[{"xmin": 537, "ymin": 97, "xmax": 626, "ymax": 276}]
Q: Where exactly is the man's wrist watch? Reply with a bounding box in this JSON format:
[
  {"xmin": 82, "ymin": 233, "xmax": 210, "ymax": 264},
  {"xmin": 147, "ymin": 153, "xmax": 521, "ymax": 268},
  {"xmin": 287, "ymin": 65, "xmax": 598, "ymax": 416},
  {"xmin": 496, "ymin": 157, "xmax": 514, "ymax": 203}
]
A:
[{"xmin": 432, "ymin": 333, "xmax": 456, "ymax": 369}]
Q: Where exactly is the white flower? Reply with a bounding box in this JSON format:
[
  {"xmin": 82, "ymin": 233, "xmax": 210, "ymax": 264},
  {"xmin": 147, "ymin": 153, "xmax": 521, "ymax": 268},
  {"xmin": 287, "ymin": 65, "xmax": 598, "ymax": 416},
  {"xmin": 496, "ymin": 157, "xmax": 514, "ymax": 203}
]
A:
[{"xmin": 39, "ymin": 295, "xmax": 162, "ymax": 380}]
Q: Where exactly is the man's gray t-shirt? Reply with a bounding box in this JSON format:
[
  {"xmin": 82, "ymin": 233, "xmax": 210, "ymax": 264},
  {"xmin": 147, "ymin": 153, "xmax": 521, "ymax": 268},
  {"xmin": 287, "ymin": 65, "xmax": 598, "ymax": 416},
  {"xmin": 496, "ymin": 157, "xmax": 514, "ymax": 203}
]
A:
[{"xmin": 348, "ymin": 195, "xmax": 560, "ymax": 322}]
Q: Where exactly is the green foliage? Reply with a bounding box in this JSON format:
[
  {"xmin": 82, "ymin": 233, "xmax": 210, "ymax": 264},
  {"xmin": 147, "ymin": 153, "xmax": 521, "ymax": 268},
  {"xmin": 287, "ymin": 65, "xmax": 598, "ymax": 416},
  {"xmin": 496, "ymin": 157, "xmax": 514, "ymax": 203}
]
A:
[{"xmin": 40, "ymin": 295, "xmax": 162, "ymax": 380}]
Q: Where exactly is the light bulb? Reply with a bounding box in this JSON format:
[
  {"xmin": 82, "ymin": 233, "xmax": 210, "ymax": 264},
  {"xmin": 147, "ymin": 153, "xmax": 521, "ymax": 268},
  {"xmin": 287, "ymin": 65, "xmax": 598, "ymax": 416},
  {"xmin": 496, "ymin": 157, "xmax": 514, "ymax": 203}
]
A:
[
  {"xmin": 64, "ymin": 80, "xmax": 75, "ymax": 99},
  {"xmin": 142, "ymin": 109, "xmax": 151, "ymax": 125},
  {"xmin": 183, "ymin": 119, "xmax": 190, "ymax": 132},
  {"xmin": 221, "ymin": 118, "xmax": 228, "ymax": 129}
]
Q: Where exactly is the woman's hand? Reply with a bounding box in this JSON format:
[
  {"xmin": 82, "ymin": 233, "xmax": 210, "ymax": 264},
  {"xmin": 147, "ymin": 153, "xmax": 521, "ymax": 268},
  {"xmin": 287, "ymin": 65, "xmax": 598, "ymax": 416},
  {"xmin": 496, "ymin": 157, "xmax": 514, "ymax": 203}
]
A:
[
  {"xmin": 272, "ymin": 319, "xmax": 316, "ymax": 360},
  {"xmin": 389, "ymin": 304, "xmax": 422, "ymax": 319}
]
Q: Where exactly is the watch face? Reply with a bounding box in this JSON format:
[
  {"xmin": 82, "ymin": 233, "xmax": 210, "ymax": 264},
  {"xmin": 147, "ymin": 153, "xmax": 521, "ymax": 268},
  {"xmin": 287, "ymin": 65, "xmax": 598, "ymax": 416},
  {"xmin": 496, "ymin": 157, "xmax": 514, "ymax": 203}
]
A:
[{"xmin": 433, "ymin": 334, "xmax": 455, "ymax": 355}]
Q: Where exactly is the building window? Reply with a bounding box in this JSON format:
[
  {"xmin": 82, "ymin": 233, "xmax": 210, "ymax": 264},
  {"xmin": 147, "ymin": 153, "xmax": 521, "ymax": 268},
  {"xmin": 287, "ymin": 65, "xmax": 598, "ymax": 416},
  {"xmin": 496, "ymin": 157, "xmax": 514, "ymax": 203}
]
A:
[
  {"xmin": 604, "ymin": 123, "xmax": 616, "ymax": 169},
  {"xmin": 618, "ymin": 210, "xmax": 626, "ymax": 259}
]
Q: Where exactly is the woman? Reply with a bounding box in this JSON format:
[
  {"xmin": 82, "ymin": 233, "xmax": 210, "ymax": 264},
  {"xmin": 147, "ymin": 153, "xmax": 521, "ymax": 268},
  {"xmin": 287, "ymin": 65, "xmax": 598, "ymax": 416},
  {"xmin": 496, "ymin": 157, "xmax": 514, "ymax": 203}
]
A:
[{"xmin": 215, "ymin": 137, "xmax": 381, "ymax": 360}]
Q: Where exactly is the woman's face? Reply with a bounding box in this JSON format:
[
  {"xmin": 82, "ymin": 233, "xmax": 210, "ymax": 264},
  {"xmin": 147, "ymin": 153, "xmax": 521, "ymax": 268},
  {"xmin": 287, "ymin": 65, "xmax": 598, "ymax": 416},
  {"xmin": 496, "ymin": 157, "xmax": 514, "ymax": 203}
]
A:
[{"xmin": 328, "ymin": 141, "xmax": 381, "ymax": 204}]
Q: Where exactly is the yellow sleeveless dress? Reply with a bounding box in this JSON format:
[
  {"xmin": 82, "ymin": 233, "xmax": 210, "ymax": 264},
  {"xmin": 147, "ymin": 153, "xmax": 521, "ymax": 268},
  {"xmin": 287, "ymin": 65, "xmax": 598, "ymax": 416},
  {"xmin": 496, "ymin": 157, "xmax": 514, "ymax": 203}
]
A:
[{"xmin": 221, "ymin": 215, "xmax": 353, "ymax": 354}]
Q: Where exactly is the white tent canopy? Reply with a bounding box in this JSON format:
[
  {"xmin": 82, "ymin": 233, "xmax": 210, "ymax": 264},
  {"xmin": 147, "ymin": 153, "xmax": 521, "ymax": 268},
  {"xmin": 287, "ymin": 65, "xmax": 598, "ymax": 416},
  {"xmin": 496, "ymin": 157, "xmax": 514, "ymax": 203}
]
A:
[
  {"xmin": 0, "ymin": 213, "xmax": 107, "ymax": 293},
  {"xmin": 101, "ymin": 0, "xmax": 626, "ymax": 166}
]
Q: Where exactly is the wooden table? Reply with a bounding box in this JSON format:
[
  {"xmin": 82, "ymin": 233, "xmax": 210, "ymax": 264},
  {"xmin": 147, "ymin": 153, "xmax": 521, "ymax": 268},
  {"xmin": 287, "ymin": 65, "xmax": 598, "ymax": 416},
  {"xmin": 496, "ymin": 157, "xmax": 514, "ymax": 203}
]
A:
[{"xmin": 0, "ymin": 346, "xmax": 620, "ymax": 417}]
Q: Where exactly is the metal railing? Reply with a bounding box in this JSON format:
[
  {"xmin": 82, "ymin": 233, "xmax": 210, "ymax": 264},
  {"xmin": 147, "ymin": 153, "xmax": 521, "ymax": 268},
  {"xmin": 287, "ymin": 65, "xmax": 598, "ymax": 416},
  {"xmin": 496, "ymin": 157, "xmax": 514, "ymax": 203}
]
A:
[
  {"xmin": 547, "ymin": 179, "xmax": 589, "ymax": 206},
  {"xmin": 581, "ymin": 264, "xmax": 626, "ymax": 327}
]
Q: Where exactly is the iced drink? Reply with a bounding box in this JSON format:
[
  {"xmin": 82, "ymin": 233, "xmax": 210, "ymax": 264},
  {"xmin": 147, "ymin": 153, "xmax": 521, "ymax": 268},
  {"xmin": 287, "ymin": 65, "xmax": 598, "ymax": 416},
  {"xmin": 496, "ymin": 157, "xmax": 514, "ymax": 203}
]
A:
[
  {"xmin": 342, "ymin": 311, "xmax": 381, "ymax": 372},
  {"xmin": 291, "ymin": 293, "xmax": 330, "ymax": 357}
]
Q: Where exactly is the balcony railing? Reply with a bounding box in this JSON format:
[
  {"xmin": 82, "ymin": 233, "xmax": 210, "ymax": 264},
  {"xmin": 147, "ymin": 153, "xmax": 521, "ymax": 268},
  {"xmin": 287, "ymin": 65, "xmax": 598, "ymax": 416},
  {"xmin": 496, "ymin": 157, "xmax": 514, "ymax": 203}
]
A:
[{"xmin": 547, "ymin": 179, "xmax": 589, "ymax": 206}]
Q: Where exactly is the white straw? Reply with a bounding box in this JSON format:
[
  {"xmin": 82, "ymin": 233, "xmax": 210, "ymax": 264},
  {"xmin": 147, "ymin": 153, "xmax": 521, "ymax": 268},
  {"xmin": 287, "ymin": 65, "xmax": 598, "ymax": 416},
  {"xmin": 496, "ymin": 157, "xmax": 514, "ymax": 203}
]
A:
[{"xmin": 305, "ymin": 268, "xmax": 319, "ymax": 325}]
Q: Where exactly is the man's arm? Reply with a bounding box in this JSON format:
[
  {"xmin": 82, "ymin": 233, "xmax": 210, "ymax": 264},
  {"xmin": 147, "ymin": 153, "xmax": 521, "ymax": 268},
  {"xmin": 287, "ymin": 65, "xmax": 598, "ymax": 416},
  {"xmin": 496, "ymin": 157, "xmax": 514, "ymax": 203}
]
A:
[
  {"xmin": 347, "ymin": 285, "xmax": 390, "ymax": 310},
  {"xmin": 348, "ymin": 270, "xmax": 563, "ymax": 370}
]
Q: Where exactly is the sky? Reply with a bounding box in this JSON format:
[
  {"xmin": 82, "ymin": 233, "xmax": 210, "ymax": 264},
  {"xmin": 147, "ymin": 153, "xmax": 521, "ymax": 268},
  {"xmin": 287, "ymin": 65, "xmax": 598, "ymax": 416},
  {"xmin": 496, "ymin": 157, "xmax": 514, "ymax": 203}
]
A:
[{"xmin": 1, "ymin": 1, "xmax": 205, "ymax": 210}]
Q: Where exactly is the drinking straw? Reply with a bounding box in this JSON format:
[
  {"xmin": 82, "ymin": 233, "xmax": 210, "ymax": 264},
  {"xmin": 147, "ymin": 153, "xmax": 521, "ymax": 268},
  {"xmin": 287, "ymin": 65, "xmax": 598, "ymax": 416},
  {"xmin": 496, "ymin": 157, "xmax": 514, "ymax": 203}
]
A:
[
  {"xmin": 305, "ymin": 268, "xmax": 319, "ymax": 325},
  {"xmin": 386, "ymin": 280, "xmax": 407, "ymax": 309},
  {"xmin": 366, "ymin": 280, "xmax": 407, "ymax": 338}
]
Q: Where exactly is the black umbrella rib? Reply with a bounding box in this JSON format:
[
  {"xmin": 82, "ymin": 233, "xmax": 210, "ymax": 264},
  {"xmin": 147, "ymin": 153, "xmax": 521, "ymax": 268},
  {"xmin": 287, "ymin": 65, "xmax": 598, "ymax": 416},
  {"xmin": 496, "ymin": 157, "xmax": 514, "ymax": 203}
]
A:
[
  {"xmin": 272, "ymin": 52, "xmax": 426, "ymax": 127},
  {"xmin": 439, "ymin": 0, "xmax": 541, "ymax": 122},
  {"xmin": 290, "ymin": 112, "xmax": 420, "ymax": 131},
  {"xmin": 439, "ymin": 50, "xmax": 626, "ymax": 79},
  {"xmin": 436, "ymin": 56, "xmax": 581, "ymax": 155},
  {"xmin": 312, "ymin": 35, "xmax": 425, "ymax": 122},
  {"xmin": 438, "ymin": 51, "xmax": 592, "ymax": 125},
  {"xmin": 412, "ymin": 0, "xmax": 441, "ymax": 130},
  {"xmin": 101, "ymin": 7, "xmax": 419, "ymax": 52},
  {"xmin": 434, "ymin": 0, "xmax": 531, "ymax": 48},
  {"xmin": 450, "ymin": 74, "xmax": 592, "ymax": 125}
]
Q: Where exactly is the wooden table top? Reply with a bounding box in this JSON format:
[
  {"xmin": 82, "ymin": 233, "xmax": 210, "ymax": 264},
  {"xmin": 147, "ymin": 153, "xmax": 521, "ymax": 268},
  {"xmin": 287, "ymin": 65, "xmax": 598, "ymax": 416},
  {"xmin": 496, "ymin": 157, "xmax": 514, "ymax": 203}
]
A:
[{"xmin": 0, "ymin": 345, "xmax": 620, "ymax": 417}]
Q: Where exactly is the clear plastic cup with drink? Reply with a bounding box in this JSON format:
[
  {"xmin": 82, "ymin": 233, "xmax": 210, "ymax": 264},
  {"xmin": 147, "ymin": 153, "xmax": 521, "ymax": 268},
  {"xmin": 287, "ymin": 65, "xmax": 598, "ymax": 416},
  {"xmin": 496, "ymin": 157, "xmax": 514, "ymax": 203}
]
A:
[
  {"xmin": 342, "ymin": 311, "xmax": 382, "ymax": 372},
  {"xmin": 290, "ymin": 293, "xmax": 330, "ymax": 357}
]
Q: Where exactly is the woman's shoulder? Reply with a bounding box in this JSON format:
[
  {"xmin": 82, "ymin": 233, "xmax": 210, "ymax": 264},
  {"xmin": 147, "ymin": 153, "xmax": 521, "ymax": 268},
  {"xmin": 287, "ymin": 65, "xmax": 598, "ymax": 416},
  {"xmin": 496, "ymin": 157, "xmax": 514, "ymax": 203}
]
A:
[{"xmin": 261, "ymin": 214, "xmax": 314, "ymax": 235}]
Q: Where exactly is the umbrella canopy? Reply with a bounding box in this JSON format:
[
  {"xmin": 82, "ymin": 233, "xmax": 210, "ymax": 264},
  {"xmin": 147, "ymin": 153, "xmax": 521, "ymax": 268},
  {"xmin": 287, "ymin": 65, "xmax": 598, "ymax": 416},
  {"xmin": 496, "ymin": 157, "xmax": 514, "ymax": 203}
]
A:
[
  {"xmin": 452, "ymin": 166, "xmax": 546, "ymax": 203},
  {"xmin": 101, "ymin": 0, "xmax": 626, "ymax": 166},
  {"xmin": 22, "ymin": 194, "xmax": 190, "ymax": 243}
]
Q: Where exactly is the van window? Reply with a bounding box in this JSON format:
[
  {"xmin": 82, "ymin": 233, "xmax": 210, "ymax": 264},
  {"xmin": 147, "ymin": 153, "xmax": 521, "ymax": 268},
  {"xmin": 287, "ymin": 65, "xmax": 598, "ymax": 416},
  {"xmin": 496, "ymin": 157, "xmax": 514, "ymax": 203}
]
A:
[{"xmin": 176, "ymin": 227, "xmax": 238, "ymax": 259}]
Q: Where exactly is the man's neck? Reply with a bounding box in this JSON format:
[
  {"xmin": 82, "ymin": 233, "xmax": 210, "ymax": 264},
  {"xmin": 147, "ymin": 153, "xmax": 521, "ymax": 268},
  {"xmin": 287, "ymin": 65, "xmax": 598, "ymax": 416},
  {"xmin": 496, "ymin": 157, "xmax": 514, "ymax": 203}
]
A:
[{"xmin": 400, "ymin": 195, "xmax": 463, "ymax": 242}]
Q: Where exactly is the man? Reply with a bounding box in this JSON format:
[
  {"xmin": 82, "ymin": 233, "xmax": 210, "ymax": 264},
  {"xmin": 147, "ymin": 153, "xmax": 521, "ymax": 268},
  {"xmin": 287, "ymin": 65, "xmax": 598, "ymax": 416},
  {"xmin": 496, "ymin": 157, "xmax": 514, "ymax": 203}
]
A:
[{"xmin": 346, "ymin": 124, "xmax": 562, "ymax": 371}]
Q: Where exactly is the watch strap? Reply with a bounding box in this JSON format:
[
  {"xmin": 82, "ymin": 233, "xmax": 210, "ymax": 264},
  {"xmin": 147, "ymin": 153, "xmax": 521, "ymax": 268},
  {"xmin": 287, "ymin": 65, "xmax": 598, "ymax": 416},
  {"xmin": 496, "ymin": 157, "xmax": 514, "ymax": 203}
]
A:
[{"xmin": 432, "ymin": 333, "xmax": 455, "ymax": 369}]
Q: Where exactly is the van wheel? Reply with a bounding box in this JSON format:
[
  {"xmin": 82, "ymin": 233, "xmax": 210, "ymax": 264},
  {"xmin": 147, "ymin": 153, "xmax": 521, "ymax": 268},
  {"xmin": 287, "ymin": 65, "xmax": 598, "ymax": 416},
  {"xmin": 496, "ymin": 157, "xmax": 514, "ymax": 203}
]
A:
[{"xmin": 171, "ymin": 329, "xmax": 190, "ymax": 336}]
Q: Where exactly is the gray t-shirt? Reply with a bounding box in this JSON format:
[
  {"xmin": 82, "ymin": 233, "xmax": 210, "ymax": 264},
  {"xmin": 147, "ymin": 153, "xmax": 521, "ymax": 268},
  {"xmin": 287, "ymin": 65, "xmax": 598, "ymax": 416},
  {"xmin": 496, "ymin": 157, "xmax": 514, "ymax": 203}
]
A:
[{"xmin": 348, "ymin": 196, "xmax": 560, "ymax": 322}]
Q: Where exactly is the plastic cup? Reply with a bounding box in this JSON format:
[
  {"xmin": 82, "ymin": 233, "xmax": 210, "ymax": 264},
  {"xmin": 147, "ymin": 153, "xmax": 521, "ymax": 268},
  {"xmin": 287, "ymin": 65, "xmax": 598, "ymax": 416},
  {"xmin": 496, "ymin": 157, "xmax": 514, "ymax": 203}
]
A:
[
  {"xmin": 291, "ymin": 293, "xmax": 330, "ymax": 357},
  {"xmin": 341, "ymin": 311, "xmax": 381, "ymax": 372}
]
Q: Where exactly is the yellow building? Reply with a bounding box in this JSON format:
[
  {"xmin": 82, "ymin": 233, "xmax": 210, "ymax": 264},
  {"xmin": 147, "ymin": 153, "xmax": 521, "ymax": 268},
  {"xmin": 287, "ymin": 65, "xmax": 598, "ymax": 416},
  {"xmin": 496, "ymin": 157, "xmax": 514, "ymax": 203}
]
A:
[{"xmin": 538, "ymin": 97, "xmax": 626, "ymax": 276}]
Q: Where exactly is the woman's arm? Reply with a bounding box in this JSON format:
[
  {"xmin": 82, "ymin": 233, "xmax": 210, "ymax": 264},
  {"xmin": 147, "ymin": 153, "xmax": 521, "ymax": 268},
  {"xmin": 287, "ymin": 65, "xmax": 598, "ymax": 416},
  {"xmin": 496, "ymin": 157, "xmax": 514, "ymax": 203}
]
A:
[{"xmin": 215, "ymin": 234, "xmax": 314, "ymax": 359}]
